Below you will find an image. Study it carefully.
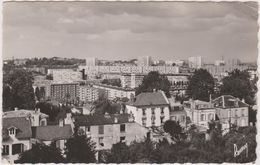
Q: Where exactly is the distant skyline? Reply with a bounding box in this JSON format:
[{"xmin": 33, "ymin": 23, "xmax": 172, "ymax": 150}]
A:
[{"xmin": 3, "ymin": 1, "xmax": 258, "ymax": 63}]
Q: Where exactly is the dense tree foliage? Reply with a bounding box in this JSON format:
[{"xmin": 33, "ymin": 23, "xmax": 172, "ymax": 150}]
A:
[
  {"xmin": 93, "ymin": 93, "xmax": 121, "ymax": 114},
  {"xmin": 3, "ymin": 69, "xmax": 35, "ymax": 111},
  {"xmin": 163, "ymin": 120, "xmax": 186, "ymax": 142},
  {"xmin": 102, "ymin": 125, "xmax": 256, "ymax": 163},
  {"xmin": 25, "ymin": 57, "xmax": 85, "ymax": 67},
  {"xmin": 16, "ymin": 143, "xmax": 65, "ymax": 163},
  {"xmin": 65, "ymin": 134, "xmax": 96, "ymax": 163},
  {"xmin": 220, "ymin": 69, "xmax": 255, "ymax": 105},
  {"xmin": 187, "ymin": 69, "xmax": 215, "ymax": 101},
  {"xmin": 35, "ymin": 102, "xmax": 69, "ymax": 123},
  {"xmin": 136, "ymin": 71, "xmax": 171, "ymax": 97},
  {"xmin": 104, "ymin": 138, "xmax": 155, "ymax": 163}
]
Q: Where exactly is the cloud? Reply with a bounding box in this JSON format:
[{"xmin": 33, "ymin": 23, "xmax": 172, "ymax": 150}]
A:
[{"xmin": 2, "ymin": 1, "xmax": 258, "ymax": 62}]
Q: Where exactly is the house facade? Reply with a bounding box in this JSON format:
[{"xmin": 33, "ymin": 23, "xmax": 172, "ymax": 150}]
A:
[
  {"xmin": 126, "ymin": 91, "xmax": 170, "ymax": 128},
  {"xmin": 212, "ymin": 95, "xmax": 249, "ymax": 129},
  {"xmin": 2, "ymin": 117, "xmax": 32, "ymax": 163},
  {"xmin": 183, "ymin": 99, "xmax": 216, "ymax": 129},
  {"xmin": 73, "ymin": 114, "xmax": 148, "ymax": 151}
]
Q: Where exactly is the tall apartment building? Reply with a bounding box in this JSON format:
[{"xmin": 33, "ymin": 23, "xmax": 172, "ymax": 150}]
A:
[
  {"xmin": 137, "ymin": 56, "xmax": 152, "ymax": 66},
  {"xmin": 86, "ymin": 57, "xmax": 98, "ymax": 66},
  {"xmin": 52, "ymin": 69, "xmax": 83, "ymax": 83},
  {"xmin": 188, "ymin": 56, "xmax": 203, "ymax": 69},
  {"xmin": 50, "ymin": 83, "xmax": 79, "ymax": 101},
  {"xmin": 202, "ymin": 64, "xmax": 250, "ymax": 79},
  {"xmin": 120, "ymin": 73, "xmax": 145, "ymax": 89},
  {"xmin": 79, "ymin": 85, "xmax": 99, "ymax": 103}
]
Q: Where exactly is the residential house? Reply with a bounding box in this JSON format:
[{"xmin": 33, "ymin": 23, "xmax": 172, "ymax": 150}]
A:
[
  {"xmin": 169, "ymin": 101, "xmax": 187, "ymax": 128},
  {"xmin": 125, "ymin": 90, "xmax": 170, "ymax": 128},
  {"xmin": 73, "ymin": 113, "xmax": 148, "ymax": 151},
  {"xmin": 212, "ymin": 95, "xmax": 249, "ymax": 130},
  {"xmin": 183, "ymin": 99, "xmax": 216, "ymax": 131},
  {"xmin": 2, "ymin": 117, "xmax": 32, "ymax": 163},
  {"xmin": 31, "ymin": 123, "xmax": 73, "ymax": 154},
  {"xmin": 3, "ymin": 108, "xmax": 49, "ymax": 127}
]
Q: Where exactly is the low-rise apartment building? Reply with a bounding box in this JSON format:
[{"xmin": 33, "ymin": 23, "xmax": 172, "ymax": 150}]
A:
[
  {"xmin": 126, "ymin": 91, "xmax": 170, "ymax": 128},
  {"xmin": 93, "ymin": 84, "xmax": 135, "ymax": 100}
]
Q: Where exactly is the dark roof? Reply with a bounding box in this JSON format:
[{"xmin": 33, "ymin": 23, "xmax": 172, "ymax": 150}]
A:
[
  {"xmin": 32, "ymin": 125, "xmax": 72, "ymax": 141},
  {"xmin": 133, "ymin": 91, "xmax": 169, "ymax": 107},
  {"xmin": 212, "ymin": 95, "xmax": 248, "ymax": 108},
  {"xmin": 74, "ymin": 114, "xmax": 132, "ymax": 126},
  {"xmin": 2, "ymin": 117, "xmax": 32, "ymax": 140}
]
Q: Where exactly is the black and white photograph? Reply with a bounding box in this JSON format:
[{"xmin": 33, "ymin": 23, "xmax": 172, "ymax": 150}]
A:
[{"xmin": 1, "ymin": 0, "xmax": 258, "ymax": 164}]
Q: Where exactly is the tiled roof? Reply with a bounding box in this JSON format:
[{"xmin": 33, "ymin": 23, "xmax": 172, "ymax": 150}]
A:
[
  {"xmin": 32, "ymin": 125, "xmax": 72, "ymax": 141},
  {"xmin": 2, "ymin": 117, "xmax": 32, "ymax": 140},
  {"xmin": 3, "ymin": 109, "xmax": 49, "ymax": 118},
  {"xmin": 74, "ymin": 113, "xmax": 132, "ymax": 126},
  {"xmin": 212, "ymin": 95, "xmax": 249, "ymax": 108},
  {"xmin": 132, "ymin": 91, "xmax": 169, "ymax": 107}
]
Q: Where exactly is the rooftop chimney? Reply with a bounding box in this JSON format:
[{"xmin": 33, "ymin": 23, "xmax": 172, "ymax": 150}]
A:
[
  {"xmin": 14, "ymin": 107, "xmax": 18, "ymax": 111},
  {"xmin": 114, "ymin": 117, "xmax": 118, "ymax": 123}
]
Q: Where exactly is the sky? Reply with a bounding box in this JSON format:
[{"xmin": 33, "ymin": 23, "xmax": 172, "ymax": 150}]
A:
[{"xmin": 3, "ymin": 1, "xmax": 258, "ymax": 63}]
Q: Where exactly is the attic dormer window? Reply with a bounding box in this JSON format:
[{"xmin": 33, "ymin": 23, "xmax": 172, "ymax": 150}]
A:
[{"xmin": 9, "ymin": 127, "xmax": 16, "ymax": 136}]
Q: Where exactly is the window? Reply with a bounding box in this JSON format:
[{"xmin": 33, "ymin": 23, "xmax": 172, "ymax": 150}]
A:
[
  {"xmin": 9, "ymin": 128, "xmax": 16, "ymax": 136},
  {"xmin": 151, "ymin": 108, "xmax": 155, "ymax": 115},
  {"xmin": 241, "ymin": 109, "xmax": 245, "ymax": 116},
  {"xmin": 2, "ymin": 145, "xmax": 9, "ymax": 156},
  {"xmin": 161, "ymin": 107, "xmax": 164, "ymax": 115},
  {"xmin": 160, "ymin": 116, "xmax": 165, "ymax": 124},
  {"xmin": 40, "ymin": 120, "xmax": 46, "ymax": 126},
  {"xmin": 87, "ymin": 126, "xmax": 91, "ymax": 132},
  {"xmin": 171, "ymin": 116, "xmax": 176, "ymax": 121},
  {"xmin": 142, "ymin": 118, "xmax": 146, "ymax": 126},
  {"xmin": 200, "ymin": 114, "xmax": 205, "ymax": 121},
  {"xmin": 12, "ymin": 144, "xmax": 24, "ymax": 155},
  {"xmin": 120, "ymin": 136, "xmax": 126, "ymax": 143},
  {"xmin": 98, "ymin": 125, "xmax": 104, "ymax": 134},
  {"xmin": 208, "ymin": 114, "xmax": 213, "ymax": 121},
  {"xmin": 99, "ymin": 137, "xmax": 104, "ymax": 147},
  {"xmin": 142, "ymin": 108, "xmax": 146, "ymax": 116},
  {"xmin": 120, "ymin": 124, "xmax": 126, "ymax": 133}
]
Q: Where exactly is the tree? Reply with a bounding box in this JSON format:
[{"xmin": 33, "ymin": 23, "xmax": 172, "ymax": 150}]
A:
[
  {"xmin": 16, "ymin": 143, "xmax": 65, "ymax": 163},
  {"xmin": 220, "ymin": 69, "xmax": 255, "ymax": 105},
  {"xmin": 39, "ymin": 87, "xmax": 46, "ymax": 99},
  {"xmin": 3, "ymin": 69, "xmax": 35, "ymax": 110},
  {"xmin": 65, "ymin": 134, "xmax": 96, "ymax": 163},
  {"xmin": 3, "ymin": 84, "xmax": 13, "ymax": 111},
  {"xmin": 106, "ymin": 142, "xmax": 130, "ymax": 163},
  {"xmin": 136, "ymin": 71, "xmax": 171, "ymax": 97},
  {"xmin": 105, "ymin": 138, "xmax": 155, "ymax": 163},
  {"xmin": 35, "ymin": 87, "xmax": 41, "ymax": 101},
  {"xmin": 163, "ymin": 120, "xmax": 186, "ymax": 142},
  {"xmin": 187, "ymin": 69, "xmax": 214, "ymax": 101}
]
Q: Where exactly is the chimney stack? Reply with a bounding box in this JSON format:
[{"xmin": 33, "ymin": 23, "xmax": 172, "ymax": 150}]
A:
[
  {"xmin": 114, "ymin": 117, "xmax": 118, "ymax": 123},
  {"xmin": 14, "ymin": 107, "xmax": 18, "ymax": 111}
]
